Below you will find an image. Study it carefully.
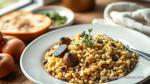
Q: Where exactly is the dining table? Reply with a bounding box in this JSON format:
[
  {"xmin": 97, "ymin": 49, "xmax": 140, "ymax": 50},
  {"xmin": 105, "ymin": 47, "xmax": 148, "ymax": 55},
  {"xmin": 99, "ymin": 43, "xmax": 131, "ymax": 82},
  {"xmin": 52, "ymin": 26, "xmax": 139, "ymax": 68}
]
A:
[{"xmin": 0, "ymin": 0, "xmax": 150, "ymax": 84}]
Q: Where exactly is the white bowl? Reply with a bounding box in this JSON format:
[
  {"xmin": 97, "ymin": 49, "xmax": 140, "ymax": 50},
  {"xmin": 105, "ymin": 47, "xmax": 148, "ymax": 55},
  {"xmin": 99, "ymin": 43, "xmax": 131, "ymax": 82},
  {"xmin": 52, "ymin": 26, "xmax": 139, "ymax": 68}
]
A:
[
  {"xmin": 20, "ymin": 24, "xmax": 150, "ymax": 84},
  {"xmin": 32, "ymin": 6, "xmax": 75, "ymax": 29}
]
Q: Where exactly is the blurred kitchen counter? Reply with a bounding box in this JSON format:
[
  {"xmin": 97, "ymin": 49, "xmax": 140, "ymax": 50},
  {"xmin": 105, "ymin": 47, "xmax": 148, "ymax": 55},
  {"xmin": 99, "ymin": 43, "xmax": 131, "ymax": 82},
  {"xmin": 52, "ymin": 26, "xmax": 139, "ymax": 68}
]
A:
[{"xmin": 0, "ymin": 0, "xmax": 150, "ymax": 84}]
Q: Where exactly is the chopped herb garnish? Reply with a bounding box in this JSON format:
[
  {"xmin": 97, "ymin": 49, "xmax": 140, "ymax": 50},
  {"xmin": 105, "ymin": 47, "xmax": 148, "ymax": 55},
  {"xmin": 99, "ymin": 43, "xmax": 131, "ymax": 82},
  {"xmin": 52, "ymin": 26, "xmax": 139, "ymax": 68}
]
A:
[
  {"xmin": 88, "ymin": 28, "xmax": 93, "ymax": 33},
  {"xmin": 80, "ymin": 28, "xmax": 93, "ymax": 47},
  {"xmin": 40, "ymin": 11, "xmax": 67, "ymax": 26},
  {"xmin": 80, "ymin": 31, "xmax": 86, "ymax": 37}
]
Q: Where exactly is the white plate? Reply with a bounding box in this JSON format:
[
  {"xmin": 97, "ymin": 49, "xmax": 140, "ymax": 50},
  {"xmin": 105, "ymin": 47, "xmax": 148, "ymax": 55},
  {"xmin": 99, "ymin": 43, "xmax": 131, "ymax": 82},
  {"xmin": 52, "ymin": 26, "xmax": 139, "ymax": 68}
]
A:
[
  {"xmin": 20, "ymin": 24, "xmax": 150, "ymax": 84},
  {"xmin": 32, "ymin": 6, "xmax": 75, "ymax": 29}
]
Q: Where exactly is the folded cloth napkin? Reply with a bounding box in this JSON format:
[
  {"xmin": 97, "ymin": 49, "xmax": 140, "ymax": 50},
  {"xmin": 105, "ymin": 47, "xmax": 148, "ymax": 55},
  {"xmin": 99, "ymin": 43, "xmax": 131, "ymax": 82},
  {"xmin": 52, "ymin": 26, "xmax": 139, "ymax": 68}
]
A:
[{"xmin": 104, "ymin": 2, "xmax": 150, "ymax": 36}]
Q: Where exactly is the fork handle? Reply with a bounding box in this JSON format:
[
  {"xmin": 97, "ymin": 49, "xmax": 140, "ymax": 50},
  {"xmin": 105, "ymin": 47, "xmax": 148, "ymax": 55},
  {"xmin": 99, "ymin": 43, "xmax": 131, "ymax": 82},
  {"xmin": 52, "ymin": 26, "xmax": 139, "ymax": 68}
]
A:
[{"xmin": 131, "ymin": 49, "xmax": 150, "ymax": 61}]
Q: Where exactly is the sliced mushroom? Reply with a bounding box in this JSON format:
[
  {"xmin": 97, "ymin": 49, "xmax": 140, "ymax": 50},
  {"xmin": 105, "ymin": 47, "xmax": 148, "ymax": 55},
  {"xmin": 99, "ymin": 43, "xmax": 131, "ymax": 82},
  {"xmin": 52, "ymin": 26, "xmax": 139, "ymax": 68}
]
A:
[
  {"xmin": 53, "ymin": 44, "xmax": 68, "ymax": 57},
  {"xmin": 63, "ymin": 52, "xmax": 79, "ymax": 67},
  {"xmin": 60, "ymin": 37, "xmax": 71, "ymax": 45}
]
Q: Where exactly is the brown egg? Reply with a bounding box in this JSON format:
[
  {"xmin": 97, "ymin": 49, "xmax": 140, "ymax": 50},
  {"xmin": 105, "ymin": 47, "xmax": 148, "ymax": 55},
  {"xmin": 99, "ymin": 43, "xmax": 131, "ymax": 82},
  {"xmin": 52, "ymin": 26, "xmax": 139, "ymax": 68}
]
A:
[
  {"xmin": 2, "ymin": 37, "xmax": 25, "ymax": 62},
  {"xmin": 0, "ymin": 53, "xmax": 16, "ymax": 78}
]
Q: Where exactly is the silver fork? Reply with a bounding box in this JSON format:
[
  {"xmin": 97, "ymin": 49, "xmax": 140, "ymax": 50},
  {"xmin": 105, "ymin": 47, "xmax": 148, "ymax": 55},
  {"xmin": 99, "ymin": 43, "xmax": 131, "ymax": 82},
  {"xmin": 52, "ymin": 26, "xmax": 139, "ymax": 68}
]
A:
[{"xmin": 123, "ymin": 43, "xmax": 150, "ymax": 61}]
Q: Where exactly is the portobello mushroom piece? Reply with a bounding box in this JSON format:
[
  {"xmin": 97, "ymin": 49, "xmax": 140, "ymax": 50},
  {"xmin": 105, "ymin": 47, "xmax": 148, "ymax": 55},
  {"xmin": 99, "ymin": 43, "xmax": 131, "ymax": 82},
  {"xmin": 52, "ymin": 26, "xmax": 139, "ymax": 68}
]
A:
[
  {"xmin": 53, "ymin": 44, "xmax": 68, "ymax": 57},
  {"xmin": 63, "ymin": 52, "xmax": 79, "ymax": 67},
  {"xmin": 60, "ymin": 37, "xmax": 71, "ymax": 45}
]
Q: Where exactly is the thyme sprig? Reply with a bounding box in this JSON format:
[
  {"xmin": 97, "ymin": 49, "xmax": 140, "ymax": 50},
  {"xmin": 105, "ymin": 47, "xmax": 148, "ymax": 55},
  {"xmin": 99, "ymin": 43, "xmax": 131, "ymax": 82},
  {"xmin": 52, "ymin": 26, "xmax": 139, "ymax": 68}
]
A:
[{"xmin": 80, "ymin": 29, "xmax": 93, "ymax": 47}]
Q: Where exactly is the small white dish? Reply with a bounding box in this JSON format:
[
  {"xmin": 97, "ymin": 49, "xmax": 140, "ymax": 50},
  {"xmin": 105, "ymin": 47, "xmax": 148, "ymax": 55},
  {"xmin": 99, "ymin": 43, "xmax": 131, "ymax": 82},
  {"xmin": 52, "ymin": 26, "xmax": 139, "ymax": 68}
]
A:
[
  {"xmin": 20, "ymin": 24, "xmax": 150, "ymax": 84},
  {"xmin": 32, "ymin": 6, "xmax": 75, "ymax": 29}
]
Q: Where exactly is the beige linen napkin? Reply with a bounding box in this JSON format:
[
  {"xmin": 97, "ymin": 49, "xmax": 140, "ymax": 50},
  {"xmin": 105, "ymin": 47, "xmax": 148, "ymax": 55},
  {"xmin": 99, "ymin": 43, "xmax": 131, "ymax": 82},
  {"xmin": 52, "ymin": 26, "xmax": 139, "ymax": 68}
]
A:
[{"xmin": 97, "ymin": 2, "xmax": 150, "ymax": 36}]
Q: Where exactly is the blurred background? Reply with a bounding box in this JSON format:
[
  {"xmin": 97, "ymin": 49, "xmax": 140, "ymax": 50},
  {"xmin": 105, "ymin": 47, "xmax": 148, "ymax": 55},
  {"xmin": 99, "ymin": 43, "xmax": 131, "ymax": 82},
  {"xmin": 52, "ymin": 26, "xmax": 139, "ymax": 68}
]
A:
[
  {"xmin": 0, "ymin": 0, "xmax": 150, "ymax": 84},
  {"xmin": 0, "ymin": 0, "xmax": 150, "ymax": 15}
]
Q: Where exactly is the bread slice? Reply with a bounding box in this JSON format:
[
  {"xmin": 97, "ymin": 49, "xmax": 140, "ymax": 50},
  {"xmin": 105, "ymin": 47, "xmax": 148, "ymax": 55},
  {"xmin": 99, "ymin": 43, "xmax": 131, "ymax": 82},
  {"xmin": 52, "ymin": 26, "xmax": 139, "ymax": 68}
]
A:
[{"xmin": 0, "ymin": 10, "xmax": 51, "ymax": 33}]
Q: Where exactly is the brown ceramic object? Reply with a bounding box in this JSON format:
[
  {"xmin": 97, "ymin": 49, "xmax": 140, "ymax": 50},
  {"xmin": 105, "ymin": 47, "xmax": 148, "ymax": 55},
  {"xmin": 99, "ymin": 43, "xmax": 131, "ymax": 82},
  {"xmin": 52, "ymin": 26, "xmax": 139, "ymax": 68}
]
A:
[{"xmin": 63, "ymin": 0, "xmax": 95, "ymax": 12}]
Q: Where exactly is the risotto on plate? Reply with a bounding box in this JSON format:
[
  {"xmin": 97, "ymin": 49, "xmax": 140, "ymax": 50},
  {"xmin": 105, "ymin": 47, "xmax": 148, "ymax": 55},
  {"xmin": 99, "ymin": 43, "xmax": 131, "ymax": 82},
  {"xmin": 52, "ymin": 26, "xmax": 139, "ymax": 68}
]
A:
[{"xmin": 43, "ymin": 29, "xmax": 138, "ymax": 84}]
